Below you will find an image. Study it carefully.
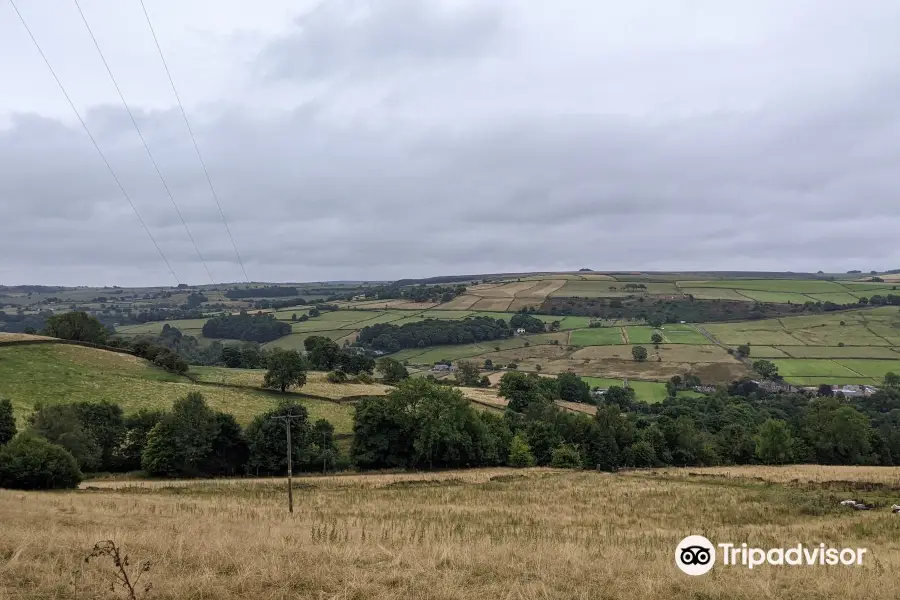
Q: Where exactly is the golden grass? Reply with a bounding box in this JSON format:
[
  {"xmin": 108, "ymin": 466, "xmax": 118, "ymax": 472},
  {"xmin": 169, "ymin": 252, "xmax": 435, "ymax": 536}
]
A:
[
  {"xmin": 190, "ymin": 367, "xmax": 393, "ymax": 400},
  {"xmin": 3, "ymin": 466, "xmax": 899, "ymax": 599},
  {"xmin": 652, "ymin": 465, "xmax": 900, "ymax": 486},
  {"xmin": 0, "ymin": 332, "xmax": 56, "ymax": 342}
]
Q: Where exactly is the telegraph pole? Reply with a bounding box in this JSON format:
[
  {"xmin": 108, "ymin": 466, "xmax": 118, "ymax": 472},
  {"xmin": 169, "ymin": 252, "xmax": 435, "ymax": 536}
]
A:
[{"xmin": 271, "ymin": 414, "xmax": 304, "ymax": 514}]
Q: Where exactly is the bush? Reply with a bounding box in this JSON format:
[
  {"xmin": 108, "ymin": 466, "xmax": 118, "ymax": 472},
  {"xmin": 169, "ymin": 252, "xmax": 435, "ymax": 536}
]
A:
[
  {"xmin": 0, "ymin": 398, "xmax": 15, "ymax": 446},
  {"xmin": 356, "ymin": 373, "xmax": 375, "ymax": 384},
  {"xmin": 0, "ymin": 432, "xmax": 82, "ymax": 489},
  {"xmin": 550, "ymin": 443, "xmax": 583, "ymax": 469},
  {"xmin": 508, "ymin": 434, "xmax": 535, "ymax": 467},
  {"xmin": 327, "ymin": 370, "xmax": 349, "ymax": 384}
]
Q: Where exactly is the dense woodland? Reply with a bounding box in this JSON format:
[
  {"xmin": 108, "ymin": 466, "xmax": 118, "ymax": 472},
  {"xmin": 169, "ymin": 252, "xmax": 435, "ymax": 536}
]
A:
[
  {"xmin": 358, "ymin": 316, "xmax": 510, "ymax": 352},
  {"xmin": 202, "ymin": 313, "xmax": 291, "ymax": 343}
]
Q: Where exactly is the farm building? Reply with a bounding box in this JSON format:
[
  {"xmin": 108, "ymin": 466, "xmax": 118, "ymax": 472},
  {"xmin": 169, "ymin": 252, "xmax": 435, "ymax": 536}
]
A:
[
  {"xmin": 752, "ymin": 380, "xmax": 799, "ymax": 393},
  {"xmin": 432, "ymin": 364, "xmax": 458, "ymax": 373},
  {"xmin": 515, "ymin": 328, "xmax": 526, "ymax": 335}
]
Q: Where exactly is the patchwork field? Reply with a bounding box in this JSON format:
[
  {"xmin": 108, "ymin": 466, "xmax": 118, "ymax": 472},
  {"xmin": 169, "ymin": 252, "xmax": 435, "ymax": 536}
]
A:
[
  {"xmin": 4, "ymin": 466, "xmax": 899, "ymax": 600},
  {"xmin": 0, "ymin": 344, "xmax": 355, "ymax": 433}
]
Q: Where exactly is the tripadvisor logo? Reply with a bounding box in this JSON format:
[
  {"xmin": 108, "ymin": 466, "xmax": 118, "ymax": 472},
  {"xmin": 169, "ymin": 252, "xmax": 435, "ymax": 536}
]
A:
[{"xmin": 675, "ymin": 535, "xmax": 868, "ymax": 575}]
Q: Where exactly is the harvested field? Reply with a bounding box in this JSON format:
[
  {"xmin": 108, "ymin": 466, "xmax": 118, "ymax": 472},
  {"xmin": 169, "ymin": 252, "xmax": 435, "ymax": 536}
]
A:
[
  {"xmin": 435, "ymin": 295, "xmax": 481, "ymax": 310},
  {"xmin": 468, "ymin": 281, "xmax": 541, "ymax": 298},
  {"xmin": 470, "ymin": 297, "xmax": 513, "ymax": 311}
]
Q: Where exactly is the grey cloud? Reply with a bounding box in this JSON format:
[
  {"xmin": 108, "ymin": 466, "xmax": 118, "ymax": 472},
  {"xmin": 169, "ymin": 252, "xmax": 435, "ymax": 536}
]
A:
[
  {"xmin": 259, "ymin": 0, "xmax": 502, "ymax": 81},
  {"xmin": 4, "ymin": 0, "xmax": 900, "ymax": 285}
]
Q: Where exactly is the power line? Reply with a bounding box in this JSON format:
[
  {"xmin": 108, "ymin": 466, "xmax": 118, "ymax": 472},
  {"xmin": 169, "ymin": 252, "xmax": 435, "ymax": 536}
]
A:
[
  {"xmin": 73, "ymin": 0, "xmax": 215, "ymax": 284},
  {"xmin": 7, "ymin": 0, "xmax": 181, "ymax": 285},
  {"xmin": 138, "ymin": 0, "xmax": 251, "ymax": 283}
]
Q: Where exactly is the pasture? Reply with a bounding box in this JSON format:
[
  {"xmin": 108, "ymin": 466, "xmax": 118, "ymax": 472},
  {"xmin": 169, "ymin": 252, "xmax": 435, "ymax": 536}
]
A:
[
  {"xmin": 0, "ymin": 344, "xmax": 355, "ymax": 433},
  {"xmin": 3, "ymin": 466, "xmax": 899, "ymax": 600}
]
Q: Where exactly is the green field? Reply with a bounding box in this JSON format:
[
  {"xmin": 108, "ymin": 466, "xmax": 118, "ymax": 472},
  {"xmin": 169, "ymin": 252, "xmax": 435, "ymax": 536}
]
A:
[
  {"xmin": 263, "ymin": 330, "xmax": 351, "ymax": 350},
  {"xmin": 734, "ymin": 290, "xmax": 816, "ymax": 304},
  {"xmin": 624, "ymin": 326, "xmax": 660, "ymax": 344},
  {"xmin": 770, "ymin": 359, "xmax": 863, "ymax": 379},
  {"xmin": 776, "ymin": 346, "xmax": 900, "ymax": 359},
  {"xmin": 570, "ymin": 327, "xmax": 624, "ymax": 346},
  {"xmin": 659, "ymin": 324, "xmax": 709, "ymax": 344},
  {"xmin": 0, "ymin": 344, "xmax": 354, "ymax": 432},
  {"xmin": 679, "ymin": 279, "xmax": 850, "ymax": 293},
  {"xmin": 834, "ymin": 360, "xmax": 900, "ymax": 379},
  {"xmin": 579, "ymin": 377, "xmax": 703, "ymax": 403}
]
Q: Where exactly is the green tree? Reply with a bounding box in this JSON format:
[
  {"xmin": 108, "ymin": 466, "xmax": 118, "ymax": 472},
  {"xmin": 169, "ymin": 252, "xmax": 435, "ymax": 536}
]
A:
[
  {"xmin": 631, "ymin": 346, "xmax": 648, "ymax": 362},
  {"xmin": 28, "ymin": 404, "xmax": 101, "ymax": 472},
  {"xmin": 303, "ymin": 336, "xmax": 341, "ymax": 370},
  {"xmin": 0, "ymin": 398, "xmax": 16, "ymax": 446},
  {"xmin": 736, "ymin": 344, "xmax": 751, "ymax": 358},
  {"xmin": 141, "ymin": 392, "xmax": 228, "ymax": 477},
  {"xmin": 116, "ymin": 410, "xmax": 164, "ymax": 472},
  {"xmin": 311, "ymin": 419, "xmax": 338, "ymax": 472},
  {"xmin": 263, "ymin": 348, "xmax": 307, "ymax": 393},
  {"xmin": 42, "ymin": 311, "xmax": 107, "ymax": 344},
  {"xmin": 755, "ymin": 419, "xmax": 794, "ymax": 464},
  {"xmin": 0, "ymin": 432, "xmax": 82, "ymax": 490},
  {"xmin": 479, "ymin": 375, "xmax": 491, "ymax": 388},
  {"xmin": 804, "ymin": 400, "xmax": 872, "ymax": 464},
  {"xmin": 625, "ymin": 440, "xmax": 657, "ymax": 467},
  {"xmin": 377, "ymin": 357, "xmax": 409, "ymax": 384},
  {"xmin": 550, "ymin": 443, "xmax": 582, "ymax": 468},
  {"xmin": 752, "ymin": 359, "xmax": 779, "ymax": 379},
  {"xmin": 483, "ymin": 358, "xmax": 494, "ymax": 370},
  {"xmin": 508, "ymin": 434, "xmax": 535, "ymax": 467},
  {"xmin": 557, "ymin": 372, "xmax": 591, "ymax": 403},
  {"xmin": 245, "ymin": 403, "xmax": 313, "ymax": 475},
  {"xmin": 603, "ymin": 385, "xmax": 635, "ymax": 409},
  {"xmin": 884, "ymin": 372, "xmax": 900, "ymax": 388},
  {"xmin": 455, "ymin": 360, "xmax": 482, "ymax": 386},
  {"xmin": 498, "ymin": 371, "xmax": 551, "ymax": 413},
  {"xmin": 651, "ymin": 333, "xmax": 663, "ymax": 345}
]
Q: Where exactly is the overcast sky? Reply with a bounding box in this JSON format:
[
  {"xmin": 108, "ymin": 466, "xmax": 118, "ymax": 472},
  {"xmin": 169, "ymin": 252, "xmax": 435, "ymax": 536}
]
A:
[{"xmin": 2, "ymin": 0, "xmax": 899, "ymax": 286}]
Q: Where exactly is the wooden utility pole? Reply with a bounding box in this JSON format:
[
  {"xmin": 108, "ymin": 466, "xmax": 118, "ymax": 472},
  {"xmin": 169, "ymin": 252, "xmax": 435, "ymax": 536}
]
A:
[{"xmin": 271, "ymin": 414, "xmax": 304, "ymax": 514}]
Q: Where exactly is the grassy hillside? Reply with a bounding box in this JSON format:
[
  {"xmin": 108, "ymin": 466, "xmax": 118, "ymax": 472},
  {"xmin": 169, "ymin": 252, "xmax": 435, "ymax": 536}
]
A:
[{"xmin": 0, "ymin": 344, "xmax": 354, "ymax": 433}]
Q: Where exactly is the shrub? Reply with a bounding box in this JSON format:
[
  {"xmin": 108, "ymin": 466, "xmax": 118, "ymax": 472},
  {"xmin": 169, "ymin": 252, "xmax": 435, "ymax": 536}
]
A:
[
  {"xmin": 327, "ymin": 370, "xmax": 349, "ymax": 384},
  {"xmin": 0, "ymin": 398, "xmax": 15, "ymax": 446},
  {"xmin": 356, "ymin": 373, "xmax": 375, "ymax": 384},
  {"xmin": 0, "ymin": 432, "xmax": 82, "ymax": 489},
  {"xmin": 550, "ymin": 443, "xmax": 582, "ymax": 469},
  {"xmin": 508, "ymin": 434, "xmax": 535, "ymax": 468}
]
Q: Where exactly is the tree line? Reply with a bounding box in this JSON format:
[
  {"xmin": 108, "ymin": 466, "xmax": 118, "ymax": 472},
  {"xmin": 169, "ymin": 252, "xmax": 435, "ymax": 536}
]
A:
[
  {"xmin": 358, "ymin": 317, "xmax": 510, "ymax": 353},
  {"xmin": 225, "ymin": 286, "xmax": 300, "ymax": 300},
  {"xmin": 362, "ymin": 283, "xmax": 467, "ymax": 304},
  {"xmin": 4, "ymin": 371, "xmax": 900, "ymax": 490}
]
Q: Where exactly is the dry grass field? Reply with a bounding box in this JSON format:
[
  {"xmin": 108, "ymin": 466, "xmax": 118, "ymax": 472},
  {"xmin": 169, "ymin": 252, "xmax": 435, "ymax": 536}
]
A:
[
  {"xmin": 2, "ymin": 466, "xmax": 900, "ymax": 600},
  {"xmin": 0, "ymin": 332, "xmax": 56, "ymax": 342}
]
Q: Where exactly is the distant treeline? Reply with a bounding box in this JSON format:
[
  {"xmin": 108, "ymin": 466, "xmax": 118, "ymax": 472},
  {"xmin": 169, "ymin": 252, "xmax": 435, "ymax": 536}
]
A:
[
  {"xmin": 363, "ymin": 283, "xmax": 467, "ymax": 304},
  {"xmin": 225, "ymin": 286, "xmax": 300, "ymax": 300},
  {"xmin": 202, "ymin": 313, "xmax": 291, "ymax": 343},
  {"xmin": 358, "ymin": 317, "xmax": 510, "ymax": 353},
  {"xmin": 539, "ymin": 296, "xmax": 892, "ymax": 322},
  {"xmin": 250, "ymin": 297, "xmax": 307, "ymax": 310}
]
